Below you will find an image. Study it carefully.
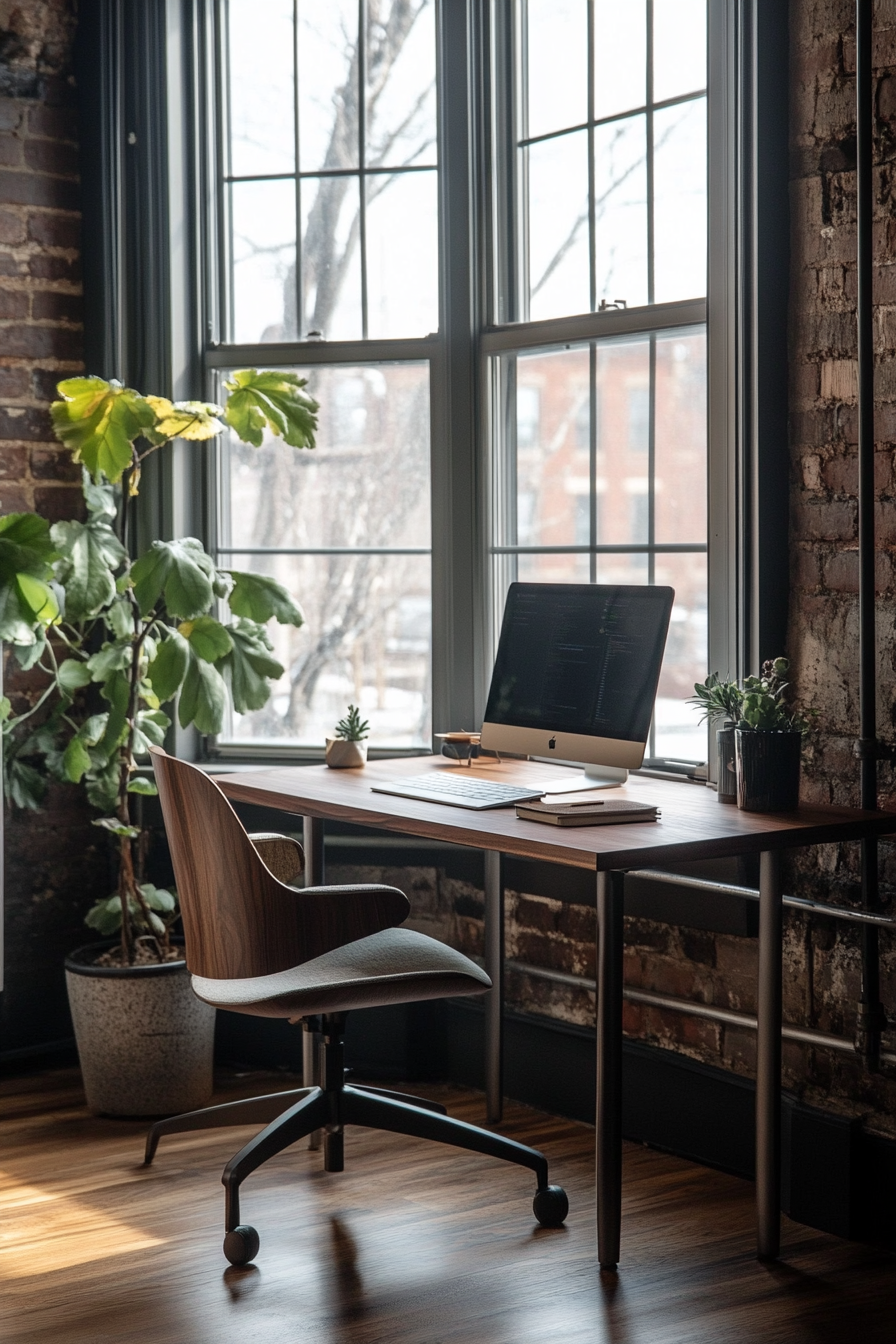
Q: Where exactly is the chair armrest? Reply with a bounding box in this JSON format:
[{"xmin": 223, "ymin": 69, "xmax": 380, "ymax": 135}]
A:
[
  {"xmin": 290, "ymin": 883, "xmax": 411, "ymax": 956},
  {"xmin": 249, "ymin": 833, "xmax": 305, "ymax": 885}
]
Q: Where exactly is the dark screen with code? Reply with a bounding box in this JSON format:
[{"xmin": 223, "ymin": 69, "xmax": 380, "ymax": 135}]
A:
[{"xmin": 484, "ymin": 583, "xmax": 674, "ymax": 743}]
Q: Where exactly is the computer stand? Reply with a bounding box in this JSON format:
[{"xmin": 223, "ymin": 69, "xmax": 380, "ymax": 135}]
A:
[{"xmin": 534, "ymin": 763, "xmax": 629, "ymax": 794}]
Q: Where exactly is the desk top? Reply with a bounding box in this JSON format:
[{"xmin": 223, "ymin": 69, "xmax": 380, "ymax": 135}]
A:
[{"xmin": 217, "ymin": 756, "xmax": 896, "ymax": 871}]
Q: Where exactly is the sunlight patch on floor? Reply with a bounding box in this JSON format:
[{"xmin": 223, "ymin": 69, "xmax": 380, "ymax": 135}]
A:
[{"xmin": 0, "ymin": 1170, "xmax": 163, "ymax": 1276}]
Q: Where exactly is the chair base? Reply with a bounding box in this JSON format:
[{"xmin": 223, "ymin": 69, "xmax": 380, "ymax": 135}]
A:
[{"xmin": 145, "ymin": 1013, "xmax": 569, "ymax": 1265}]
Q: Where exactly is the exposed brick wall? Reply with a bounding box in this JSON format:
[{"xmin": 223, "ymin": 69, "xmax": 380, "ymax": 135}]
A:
[{"xmin": 0, "ymin": 0, "xmax": 106, "ymax": 1056}]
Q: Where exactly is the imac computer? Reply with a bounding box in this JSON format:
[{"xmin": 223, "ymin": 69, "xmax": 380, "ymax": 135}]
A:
[{"xmin": 479, "ymin": 582, "xmax": 675, "ymax": 792}]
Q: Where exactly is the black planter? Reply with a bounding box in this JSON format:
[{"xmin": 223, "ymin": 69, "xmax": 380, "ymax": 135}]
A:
[
  {"xmin": 734, "ymin": 729, "xmax": 802, "ymax": 813},
  {"xmin": 716, "ymin": 724, "xmax": 737, "ymax": 804}
]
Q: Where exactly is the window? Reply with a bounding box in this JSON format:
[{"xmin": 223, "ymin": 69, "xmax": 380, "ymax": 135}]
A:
[
  {"xmin": 155, "ymin": 0, "xmax": 719, "ymax": 762},
  {"xmin": 211, "ymin": 0, "xmax": 440, "ymax": 750},
  {"xmin": 486, "ymin": 0, "xmax": 708, "ymax": 765}
]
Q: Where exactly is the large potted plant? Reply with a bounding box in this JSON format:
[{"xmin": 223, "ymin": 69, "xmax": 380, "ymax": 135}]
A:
[{"xmin": 0, "ymin": 371, "xmax": 317, "ymax": 1113}]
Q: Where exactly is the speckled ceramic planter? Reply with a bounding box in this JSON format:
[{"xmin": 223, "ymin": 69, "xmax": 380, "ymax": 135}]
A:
[{"xmin": 65, "ymin": 943, "xmax": 216, "ymax": 1117}]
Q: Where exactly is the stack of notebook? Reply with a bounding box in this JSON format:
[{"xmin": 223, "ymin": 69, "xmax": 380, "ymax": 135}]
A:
[{"xmin": 515, "ymin": 798, "xmax": 660, "ymax": 827}]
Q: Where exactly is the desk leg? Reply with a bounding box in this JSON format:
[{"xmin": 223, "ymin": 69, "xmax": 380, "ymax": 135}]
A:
[
  {"xmin": 596, "ymin": 870, "xmax": 624, "ymax": 1271},
  {"xmin": 484, "ymin": 850, "xmax": 504, "ymax": 1124},
  {"xmin": 303, "ymin": 815, "xmax": 324, "ymax": 1151},
  {"xmin": 756, "ymin": 849, "xmax": 783, "ymax": 1260}
]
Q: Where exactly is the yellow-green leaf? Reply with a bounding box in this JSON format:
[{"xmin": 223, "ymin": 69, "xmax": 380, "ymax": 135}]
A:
[
  {"xmin": 145, "ymin": 396, "xmax": 226, "ymax": 442},
  {"xmin": 51, "ymin": 377, "xmax": 157, "ymax": 482}
]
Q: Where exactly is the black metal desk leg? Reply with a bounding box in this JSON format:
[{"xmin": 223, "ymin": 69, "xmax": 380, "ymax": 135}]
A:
[
  {"xmin": 303, "ymin": 815, "xmax": 324, "ymax": 1151},
  {"xmin": 596, "ymin": 869, "xmax": 624, "ymax": 1271},
  {"xmin": 484, "ymin": 850, "xmax": 504, "ymax": 1124},
  {"xmin": 756, "ymin": 848, "xmax": 783, "ymax": 1259}
]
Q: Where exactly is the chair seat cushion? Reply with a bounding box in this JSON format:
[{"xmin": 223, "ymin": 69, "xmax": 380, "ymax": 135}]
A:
[{"xmin": 191, "ymin": 927, "xmax": 491, "ymax": 1019}]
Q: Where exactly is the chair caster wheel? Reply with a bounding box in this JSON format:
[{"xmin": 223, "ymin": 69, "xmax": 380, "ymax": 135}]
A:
[
  {"xmin": 533, "ymin": 1184, "xmax": 569, "ymax": 1227},
  {"xmin": 224, "ymin": 1224, "xmax": 260, "ymax": 1266}
]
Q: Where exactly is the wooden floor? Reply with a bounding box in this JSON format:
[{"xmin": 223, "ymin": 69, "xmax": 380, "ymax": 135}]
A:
[{"xmin": 0, "ymin": 1068, "xmax": 894, "ymax": 1344}]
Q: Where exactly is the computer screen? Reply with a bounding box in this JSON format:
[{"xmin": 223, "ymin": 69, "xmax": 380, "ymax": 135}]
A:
[{"xmin": 480, "ymin": 582, "xmax": 674, "ymax": 789}]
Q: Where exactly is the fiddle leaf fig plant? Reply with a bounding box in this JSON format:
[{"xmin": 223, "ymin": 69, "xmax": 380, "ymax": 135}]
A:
[{"xmin": 1, "ymin": 369, "xmax": 318, "ymax": 965}]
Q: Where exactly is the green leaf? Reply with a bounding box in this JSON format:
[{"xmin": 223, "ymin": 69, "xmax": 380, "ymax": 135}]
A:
[
  {"xmin": 97, "ymin": 668, "xmax": 130, "ymax": 759},
  {"xmin": 62, "ymin": 735, "xmax": 92, "ymax": 783},
  {"xmin": 145, "ymin": 396, "xmax": 225, "ymax": 441},
  {"xmin": 223, "ymin": 369, "xmax": 318, "ymax": 449},
  {"xmin": 78, "ymin": 714, "xmax": 108, "ymax": 746},
  {"xmin": 227, "ymin": 571, "xmax": 304, "ymax": 627},
  {"xmin": 81, "ymin": 469, "xmax": 118, "ymax": 519},
  {"xmin": 86, "ymin": 758, "xmax": 119, "ymax": 812},
  {"xmin": 5, "ymin": 757, "xmax": 46, "ymax": 809},
  {"xmin": 130, "ymin": 537, "xmax": 217, "ymax": 619},
  {"xmin": 140, "ymin": 883, "xmax": 176, "ymax": 912},
  {"xmin": 11, "ymin": 629, "xmax": 47, "ymax": 670},
  {"xmin": 92, "ymin": 816, "xmax": 140, "ymax": 839},
  {"xmin": 178, "ymin": 614, "xmax": 233, "ymax": 663},
  {"xmin": 51, "ymin": 516, "xmax": 128, "ymax": 620},
  {"xmin": 87, "ymin": 641, "xmax": 131, "ymax": 681},
  {"xmin": 57, "ymin": 658, "xmax": 92, "ymax": 691},
  {"xmin": 220, "ymin": 619, "xmax": 284, "ymax": 714},
  {"xmin": 131, "ymin": 708, "xmax": 170, "ymax": 755},
  {"xmin": 51, "ymin": 377, "xmax": 157, "ymax": 482},
  {"xmin": 15, "ymin": 572, "xmax": 59, "ymax": 625},
  {"xmin": 85, "ymin": 894, "xmax": 126, "ymax": 936},
  {"xmin": 0, "ymin": 696, "xmax": 10, "ymax": 722},
  {"xmin": 107, "ymin": 598, "xmax": 134, "ymax": 640},
  {"xmin": 127, "ymin": 776, "xmax": 159, "ymax": 796},
  {"xmin": 148, "ymin": 630, "xmax": 190, "ymax": 701},
  {"xmin": 178, "ymin": 654, "xmax": 227, "ymax": 734}
]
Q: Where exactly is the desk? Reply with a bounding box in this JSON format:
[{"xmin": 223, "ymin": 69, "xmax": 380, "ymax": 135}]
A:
[{"xmin": 218, "ymin": 755, "xmax": 896, "ymax": 1269}]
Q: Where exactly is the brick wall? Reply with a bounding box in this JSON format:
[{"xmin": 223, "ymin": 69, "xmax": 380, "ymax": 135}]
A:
[{"xmin": 0, "ymin": 0, "xmax": 107, "ymax": 1056}]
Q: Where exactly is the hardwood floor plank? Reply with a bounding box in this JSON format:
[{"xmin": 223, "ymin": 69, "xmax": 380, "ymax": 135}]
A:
[{"xmin": 0, "ymin": 1069, "xmax": 893, "ymax": 1344}]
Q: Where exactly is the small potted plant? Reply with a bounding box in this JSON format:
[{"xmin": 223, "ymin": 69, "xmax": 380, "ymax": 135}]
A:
[
  {"xmin": 688, "ymin": 673, "xmax": 744, "ymax": 804},
  {"xmin": 326, "ymin": 704, "xmax": 370, "ymax": 769},
  {"xmin": 735, "ymin": 658, "xmax": 808, "ymax": 812},
  {"xmin": 0, "ymin": 370, "xmax": 317, "ymax": 1114}
]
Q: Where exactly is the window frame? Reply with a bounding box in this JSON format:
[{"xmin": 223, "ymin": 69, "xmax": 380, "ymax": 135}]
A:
[{"xmin": 77, "ymin": 0, "xmax": 790, "ymax": 769}]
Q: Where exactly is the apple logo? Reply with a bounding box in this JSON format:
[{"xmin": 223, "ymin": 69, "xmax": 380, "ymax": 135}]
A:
[{"xmin": 548, "ymin": 736, "xmax": 556, "ymax": 749}]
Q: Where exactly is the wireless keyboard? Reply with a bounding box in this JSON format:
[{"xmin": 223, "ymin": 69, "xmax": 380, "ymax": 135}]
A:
[{"xmin": 371, "ymin": 773, "xmax": 544, "ymax": 810}]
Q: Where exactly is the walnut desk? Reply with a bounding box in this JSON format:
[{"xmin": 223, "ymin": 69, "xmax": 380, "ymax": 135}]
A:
[{"xmin": 217, "ymin": 755, "xmax": 896, "ymax": 1270}]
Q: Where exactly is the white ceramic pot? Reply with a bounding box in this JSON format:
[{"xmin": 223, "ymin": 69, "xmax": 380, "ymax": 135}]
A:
[
  {"xmin": 65, "ymin": 943, "xmax": 216, "ymax": 1116},
  {"xmin": 325, "ymin": 738, "xmax": 368, "ymax": 768}
]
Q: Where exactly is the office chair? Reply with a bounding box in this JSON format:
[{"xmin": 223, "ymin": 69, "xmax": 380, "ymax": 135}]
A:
[{"xmin": 144, "ymin": 748, "xmax": 568, "ymax": 1265}]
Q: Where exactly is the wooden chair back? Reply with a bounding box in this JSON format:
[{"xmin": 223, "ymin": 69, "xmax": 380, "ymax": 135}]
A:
[{"xmin": 149, "ymin": 748, "xmax": 408, "ymax": 980}]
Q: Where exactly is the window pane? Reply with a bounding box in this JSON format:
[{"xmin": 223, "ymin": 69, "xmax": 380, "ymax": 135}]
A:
[
  {"xmin": 220, "ymin": 363, "xmax": 431, "ymax": 748},
  {"xmin": 593, "ymin": 116, "xmax": 647, "ymax": 308},
  {"xmin": 517, "ymin": 552, "xmax": 590, "ymax": 584},
  {"xmin": 526, "ymin": 130, "xmax": 590, "ymax": 321},
  {"xmin": 225, "ymin": 364, "xmax": 430, "ymax": 551},
  {"xmin": 593, "ymin": 0, "xmax": 646, "ymax": 121},
  {"xmin": 297, "ymin": 0, "xmax": 359, "ymax": 172},
  {"xmin": 594, "ymin": 338, "xmax": 650, "ymax": 543},
  {"xmin": 224, "ymin": 552, "xmax": 432, "ymax": 748},
  {"xmin": 653, "ymin": 99, "xmax": 707, "ymax": 303},
  {"xmin": 366, "ymin": 170, "xmax": 439, "ymax": 338},
  {"xmin": 227, "ymin": 0, "xmax": 295, "ymax": 177},
  {"xmin": 230, "ymin": 179, "xmax": 297, "ymax": 343},
  {"xmin": 300, "ymin": 175, "xmax": 362, "ymax": 339},
  {"xmin": 524, "ymin": 0, "xmax": 588, "ymax": 140},
  {"xmin": 594, "ymin": 553, "xmax": 649, "ymax": 585},
  {"xmin": 514, "ymin": 347, "xmax": 591, "ymax": 548},
  {"xmin": 653, "ymin": 0, "xmax": 707, "ymax": 104},
  {"xmin": 652, "ymin": 551, "xmax": 708, "ymax": 761},
  {"xmin": 367, "ymin": 0, "xmax": 437, "ymax": 168},
  {"xmin": 654, "ymin": 330, "xmax": 706, "ymax": 544}
]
